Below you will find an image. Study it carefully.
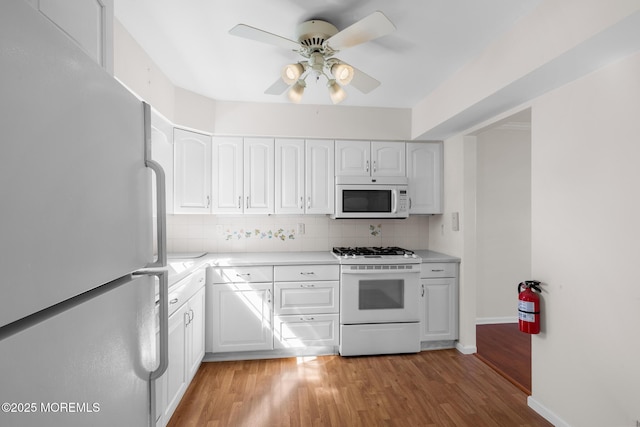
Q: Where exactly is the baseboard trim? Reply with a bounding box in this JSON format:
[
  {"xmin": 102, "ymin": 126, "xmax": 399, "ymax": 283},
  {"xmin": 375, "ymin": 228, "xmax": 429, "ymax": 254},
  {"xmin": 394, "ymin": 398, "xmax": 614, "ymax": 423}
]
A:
[
  {"xmin": 455, "ymin": 342, "xmax": 477, "ymax": 355},
  {"xmin": 527, "ymin": 396, "xmax": 572, "ymax": 427},
  {"xmin": 476, "ymin": 316, "xmax": 518, "ymax": 325}
]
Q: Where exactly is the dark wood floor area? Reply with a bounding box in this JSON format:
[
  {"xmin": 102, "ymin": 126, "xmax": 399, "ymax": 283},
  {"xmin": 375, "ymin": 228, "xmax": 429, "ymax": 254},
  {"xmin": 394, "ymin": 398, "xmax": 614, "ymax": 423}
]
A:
[
  {"xmin": 476, "ymin": 323, "xmax": 531, "ymax": 395},
  {"xmin": 168, "ymin": 349, "xmax": 550, "ymax": 427}
]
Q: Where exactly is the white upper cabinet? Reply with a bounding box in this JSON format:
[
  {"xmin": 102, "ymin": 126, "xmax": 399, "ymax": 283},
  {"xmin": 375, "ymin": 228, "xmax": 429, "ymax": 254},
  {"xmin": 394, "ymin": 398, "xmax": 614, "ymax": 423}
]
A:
[
  {"xmin": 275, "ymin": 139, "xmax": 334, "ymax": 214},
  {"xmin": 275, "ymin": 139, "xmax": 305, "ymax": 214},
  {"xmin": 406, "ymin": 142, "xmax": 443, "ymax": 214},
  {"xmin": 371, "ymin": 141, "xmax": 406, "ymax": 177},
  {"xmin": 212, "ymin": 137, "xmax": 243, "ymax": 213},
  {"xmin": 25, "ymin": 0, "xmax": 114, "ymax": 73},
  {"xmin": 335, "ymin": 140, "xmax": 370, "ymax": 177},
  {"xmin": 244, "ymin": 138, "xmax": 275, "ymax": 214},
  {"xmin": 335, "ymin": 140, "xmax": 405, "ymax": 177},
  {"xmin": 212, "ymin": 137, "xmax": 274, "ymax": 214},
  {"xmin": 173, "ymin": 128, "xmax": 212, "ymax": 214},
  {"xmin": 305, "ymin": 140, "xmax": 335, "ymax": 214}
]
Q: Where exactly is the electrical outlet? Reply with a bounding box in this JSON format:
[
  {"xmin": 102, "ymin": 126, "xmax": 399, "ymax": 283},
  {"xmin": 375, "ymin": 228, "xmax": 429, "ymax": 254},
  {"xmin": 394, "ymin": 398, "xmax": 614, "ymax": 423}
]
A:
[
  {"xmin": 297, "ymin": 223, "xmax": 305, "ymax": 235},
  {"xmin": 216, "ymin": 225, "xmax": 223, "ymax": 235}
]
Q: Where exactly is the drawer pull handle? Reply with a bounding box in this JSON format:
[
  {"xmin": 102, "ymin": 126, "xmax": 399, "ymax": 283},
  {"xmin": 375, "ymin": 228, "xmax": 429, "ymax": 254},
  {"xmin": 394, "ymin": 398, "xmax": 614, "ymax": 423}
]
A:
[
  {"xmin": 236, "ymin": 273, "xmax": 251, "ymax": 277},
  {"xmin": 300, "ymin": 284, "xmax": 315, "ymax": 288},
  {"xmin": 300, "ymin": 272, "xmax": 315, "ymax": 276},
  {"xmin": 169, "ymin": 298, "xmax": 179, "ymax": 305},
  {"xmin": 431, "ymin": 269, "xmax": 445, "ymax": 272},
  {"xmin": 300, "ymin": 317, "xmax": 315, "ymax": 321}
]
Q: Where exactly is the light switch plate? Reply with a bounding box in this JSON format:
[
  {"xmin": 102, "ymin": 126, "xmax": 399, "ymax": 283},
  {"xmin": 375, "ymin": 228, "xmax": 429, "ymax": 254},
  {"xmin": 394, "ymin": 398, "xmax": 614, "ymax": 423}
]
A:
[{"xmin": 452, "ymin": 212, "xmax": 459, "ymax": 231}]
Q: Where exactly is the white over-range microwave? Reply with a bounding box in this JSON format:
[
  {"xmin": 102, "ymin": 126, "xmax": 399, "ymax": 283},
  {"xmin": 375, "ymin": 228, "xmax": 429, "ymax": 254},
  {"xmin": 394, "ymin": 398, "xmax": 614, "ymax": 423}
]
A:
[{"xmin": 332, "ymin": 176, "xmax": 409, "ymax": 219}]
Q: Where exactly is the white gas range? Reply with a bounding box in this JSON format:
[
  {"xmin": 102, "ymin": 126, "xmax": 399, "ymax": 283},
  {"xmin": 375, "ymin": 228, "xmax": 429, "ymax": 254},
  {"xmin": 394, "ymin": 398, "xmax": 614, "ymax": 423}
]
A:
[{"xmin": 332, "ymin": 247, "xmax": 422, "ymax": 356}]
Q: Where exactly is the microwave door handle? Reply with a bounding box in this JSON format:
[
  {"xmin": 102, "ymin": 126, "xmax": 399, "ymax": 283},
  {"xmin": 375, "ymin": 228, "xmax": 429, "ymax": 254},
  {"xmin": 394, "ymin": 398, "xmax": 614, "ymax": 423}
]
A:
[{"xmin": 392, "ymin": 189, "xmax": 397, "ymax": 214}]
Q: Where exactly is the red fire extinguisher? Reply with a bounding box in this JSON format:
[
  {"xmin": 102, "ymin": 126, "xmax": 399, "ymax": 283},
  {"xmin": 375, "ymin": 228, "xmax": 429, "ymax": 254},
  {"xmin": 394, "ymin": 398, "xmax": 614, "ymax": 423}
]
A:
[{"xmin": 518, "ymin": 281, "xmax": 541, "ymax": 334}]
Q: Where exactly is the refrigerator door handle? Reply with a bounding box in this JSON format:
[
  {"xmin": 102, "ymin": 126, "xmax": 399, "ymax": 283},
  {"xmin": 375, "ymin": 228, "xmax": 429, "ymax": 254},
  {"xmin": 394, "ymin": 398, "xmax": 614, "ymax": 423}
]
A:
[
  {"xmin": 134, "ymin": 269, "xmax": 169, "ymax": 381},
  {"xmin": 143, "ymin": 102, "xmax": 167, "ymax": 268}
]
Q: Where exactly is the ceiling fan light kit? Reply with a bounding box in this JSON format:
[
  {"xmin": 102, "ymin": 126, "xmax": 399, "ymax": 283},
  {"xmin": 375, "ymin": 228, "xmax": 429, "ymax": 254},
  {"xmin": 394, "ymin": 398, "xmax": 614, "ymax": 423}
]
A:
[
  {"xmin": 281, "ymin": 63, "xmax": 304, "ymax": 85},
  {"xmin": 328, "ymin": 79, "xmax": 347, "ymax": 104},
  {"xmin": 287, "ymin": 79, "xmax": 306, "ymax": 104},
  {"xmin": 229, "ymin": 11, "xmax": 396, "ymax": 105}
]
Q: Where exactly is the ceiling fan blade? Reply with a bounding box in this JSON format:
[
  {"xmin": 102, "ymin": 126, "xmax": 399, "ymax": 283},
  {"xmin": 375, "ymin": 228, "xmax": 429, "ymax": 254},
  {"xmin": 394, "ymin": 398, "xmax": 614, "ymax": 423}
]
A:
[
  {"xmin": 265, "ymin": 78, "xmax": 290, "ymax": 95},
  {"xmin": 229, "ymin": 24, "xmax": 301, "ymax": 51},
  {"xmin": 348, "ymin": 66, "xmax": 381, "ymax": 94},
  {"xmin": 325, "ymin": 11, "xmax": 395, "ymax": 51}
]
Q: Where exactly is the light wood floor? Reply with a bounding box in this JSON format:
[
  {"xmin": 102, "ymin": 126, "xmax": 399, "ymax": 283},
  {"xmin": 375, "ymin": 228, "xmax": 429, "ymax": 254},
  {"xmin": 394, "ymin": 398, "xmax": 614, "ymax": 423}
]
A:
[{"xmin": 168, "ymin": 349, "xmax": 551, "ymax": 427}]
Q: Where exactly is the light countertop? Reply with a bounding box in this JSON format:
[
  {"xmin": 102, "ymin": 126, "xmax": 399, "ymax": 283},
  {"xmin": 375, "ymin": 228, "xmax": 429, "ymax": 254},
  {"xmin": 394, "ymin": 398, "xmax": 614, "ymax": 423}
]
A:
[{"xmin": 166, "ymin": 250, "xmax": 459, "ymax": 286}]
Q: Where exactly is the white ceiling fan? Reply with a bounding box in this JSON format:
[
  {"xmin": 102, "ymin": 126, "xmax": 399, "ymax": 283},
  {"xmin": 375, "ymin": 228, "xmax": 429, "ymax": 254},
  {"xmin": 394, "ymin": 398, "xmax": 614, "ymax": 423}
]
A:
[{"xmin": 229, "ymin": 11, "xmax": 396, "ymax": 104}]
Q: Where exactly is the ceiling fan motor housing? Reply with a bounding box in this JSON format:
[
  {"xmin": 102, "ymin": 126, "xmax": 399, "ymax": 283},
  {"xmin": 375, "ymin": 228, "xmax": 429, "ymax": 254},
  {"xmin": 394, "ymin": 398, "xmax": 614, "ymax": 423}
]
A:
[{"xmin": 296, "ymin": 20, "xmax": 338, "ymax": 52}]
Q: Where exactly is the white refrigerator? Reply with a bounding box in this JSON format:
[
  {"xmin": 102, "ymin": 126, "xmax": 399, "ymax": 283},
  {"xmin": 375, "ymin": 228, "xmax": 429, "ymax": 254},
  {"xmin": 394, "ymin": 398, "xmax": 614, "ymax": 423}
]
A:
[{"xmin": 0, "ymin": 2, "xmax": 168, "ymax": 426}]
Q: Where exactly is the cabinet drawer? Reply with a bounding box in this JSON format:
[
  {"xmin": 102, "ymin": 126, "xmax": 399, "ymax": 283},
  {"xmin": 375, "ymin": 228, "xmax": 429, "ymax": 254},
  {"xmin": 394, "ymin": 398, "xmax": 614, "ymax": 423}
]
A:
[
  {"xmin": 208, "ymin": 266, "xmax": 273, "ymax": 283},
  {"xmin": 420, "ymin": 263, "xmax": 456, "ymax": 278},
  {"xmin": 274, "ymin": 281, "xmax": 339, "ymax": 315},
  {"xmin": 274, "ymin": 264, "xmax": 339, "ymax": 282},
  {"xmin": 167, "ymin": 269, "xmax": 206, "ymax": 316},
  {"xmin": 273, "ymin": 314, "xmax": 339, "ymax": 348}
]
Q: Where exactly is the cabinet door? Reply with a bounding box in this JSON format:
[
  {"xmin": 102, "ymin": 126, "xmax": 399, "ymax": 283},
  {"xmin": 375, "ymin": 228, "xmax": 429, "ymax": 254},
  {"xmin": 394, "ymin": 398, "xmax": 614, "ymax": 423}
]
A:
[
  {"xmin": 185, "ymin": 287, "xmax": 205, "ymax": 382},
  {"xmin": 420, "ymin": 278, "xmax": 458, "ymax": 341},
  {"xmin": 371, "ymin": 141, "xmax": 406, "ymax": 177},
  {"xmin": 305, "ymin": 139, "xmax": 335, "ymax": 214},
  {"xmin": 275, "ymin": 139, "xmax": 304, "ymax": 214},
  {"xmin": 164, "ymin": 305, "xmax": 187, "ymax": 420},
  {"xmin": 174, "ymin": 128, "xmax": 212, "ymax": 214},
  {"xmin": 244, "ymin": 138, "xmax": 274, "ymax": 214},
  {"xmin": 151, "ymin": 110, "xmax": 174, "ymax": 215},
  {"xmin": 212, "ymin": 136, "xmax": 243, "ymax": 213},
  {"xmin": 335, "ymin": 140, "xmax": 370, "ymax": 176},
  {"xmin": 407, "ymin": 142, "xmax": 443, "ymax": 214},
  {"xmin": 210, "ymin": 283, "xmax": 273, "ymax": 352},
  {"xmin": 25, "ymin": 0, "xmax": 114, "ymax": 73}
]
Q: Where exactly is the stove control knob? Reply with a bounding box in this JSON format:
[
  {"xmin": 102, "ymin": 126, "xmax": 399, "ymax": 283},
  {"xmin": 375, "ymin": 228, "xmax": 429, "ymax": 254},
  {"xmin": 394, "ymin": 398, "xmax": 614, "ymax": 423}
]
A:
[
  {"xmin": 404, "ymin": 253, "xmax": 409, "ymax": 258},
  {"xmin": 411, "ymin": 254, "xmax": 417, "ymax": 258},
  {"xmin": 352, "ymin": 254, "xmax": 357, "ymax": 258}
]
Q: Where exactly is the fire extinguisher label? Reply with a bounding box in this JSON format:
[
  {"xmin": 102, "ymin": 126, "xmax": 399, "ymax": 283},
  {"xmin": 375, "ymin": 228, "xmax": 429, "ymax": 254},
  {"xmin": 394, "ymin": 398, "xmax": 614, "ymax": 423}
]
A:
[{"xmin": 518, "ymin": 301, "xmax": 535, "ymax": 322}]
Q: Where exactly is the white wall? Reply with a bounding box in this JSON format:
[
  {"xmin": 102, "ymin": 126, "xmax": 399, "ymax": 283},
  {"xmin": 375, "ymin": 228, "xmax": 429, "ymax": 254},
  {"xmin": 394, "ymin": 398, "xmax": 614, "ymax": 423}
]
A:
[
  {"xmin": 528, "ymin": 51, "xmax": 640, "ymax": 427},
  {"xmin": 427, "ymin": 134, "xmax": 476, "ymax": 352},
  {"xmin": 475, "ymin": 125, "xmax": 531, "ymax": 322}
]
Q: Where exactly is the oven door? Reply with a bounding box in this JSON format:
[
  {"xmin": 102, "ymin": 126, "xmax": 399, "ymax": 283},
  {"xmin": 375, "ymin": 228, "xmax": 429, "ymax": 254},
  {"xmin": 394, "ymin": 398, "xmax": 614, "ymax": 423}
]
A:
[{"xmin": 340, "ymin": 266, "xmax": 420, "ymax": 324}]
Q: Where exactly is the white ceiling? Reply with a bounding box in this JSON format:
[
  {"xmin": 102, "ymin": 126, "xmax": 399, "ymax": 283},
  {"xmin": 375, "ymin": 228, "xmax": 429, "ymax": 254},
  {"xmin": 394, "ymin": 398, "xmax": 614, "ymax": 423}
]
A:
[{"xmin": 114, "ymin": 0, "xmax": 542, "ymax": 109}]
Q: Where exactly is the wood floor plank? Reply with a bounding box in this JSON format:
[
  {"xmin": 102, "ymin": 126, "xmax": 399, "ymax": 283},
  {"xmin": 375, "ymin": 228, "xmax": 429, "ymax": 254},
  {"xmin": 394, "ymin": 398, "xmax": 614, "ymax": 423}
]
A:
[{"xmin": 167, "ymin": 349, "xmax": 551, "ymax": 427}]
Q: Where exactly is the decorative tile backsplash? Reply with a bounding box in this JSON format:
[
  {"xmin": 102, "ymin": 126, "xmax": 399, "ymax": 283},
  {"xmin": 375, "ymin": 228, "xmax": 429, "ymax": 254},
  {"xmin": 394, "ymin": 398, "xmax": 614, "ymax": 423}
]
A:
[
  {"xmin": 224, "ymin": 228, "xmax": 296, "ymax": 241},
  {"xmin": 166, "ymin": 214, "xmax": 429, "ymax": 253}
]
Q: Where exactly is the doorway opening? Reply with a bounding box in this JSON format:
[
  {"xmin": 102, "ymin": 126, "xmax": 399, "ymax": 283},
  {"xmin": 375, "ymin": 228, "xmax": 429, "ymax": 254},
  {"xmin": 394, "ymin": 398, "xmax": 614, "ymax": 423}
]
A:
[{"xmin": 469, "ymin": 108, "xmax": 532, "ymax": 394}]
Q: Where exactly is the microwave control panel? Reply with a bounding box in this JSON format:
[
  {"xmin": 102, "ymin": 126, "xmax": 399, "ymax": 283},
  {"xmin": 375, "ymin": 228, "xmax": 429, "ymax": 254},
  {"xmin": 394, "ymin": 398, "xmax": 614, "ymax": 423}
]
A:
[{"xmin": 398, "ymin": 189, "xmax": 408, "ymax": 212}]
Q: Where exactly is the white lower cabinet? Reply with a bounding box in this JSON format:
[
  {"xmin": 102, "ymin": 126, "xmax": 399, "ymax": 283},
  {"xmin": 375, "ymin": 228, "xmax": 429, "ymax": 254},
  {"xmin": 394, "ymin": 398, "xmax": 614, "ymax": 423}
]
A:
[
  {"xmin": 419, "ymin": 263, "xmax": 459, "ymax": 342},
  {"xmin": 273, "ymin": 265, "xmax": 339, "ymax": 349},
  {"xmin": 207, "ymin": 266, "xmax": 275, "ymax": 353},
  {"xmin": 155, "ymin": 270, "xmax": 206, "ymax": 427},
  {"xmin": 208, "ymin": 283, "xmax": 273, "ymax": 352}
]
